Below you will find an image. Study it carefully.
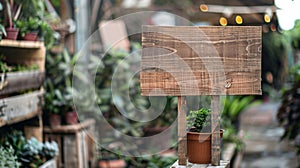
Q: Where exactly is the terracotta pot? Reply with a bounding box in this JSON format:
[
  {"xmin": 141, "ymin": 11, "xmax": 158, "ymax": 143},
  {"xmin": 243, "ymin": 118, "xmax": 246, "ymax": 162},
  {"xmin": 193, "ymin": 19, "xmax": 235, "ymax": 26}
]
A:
[
  {"xmin": 49, "ymin": 113, "xmax": 61, "ymax": 127},
  {"xmin": 187, "ymin": 130, "xmax": 223, "ymax": 164},
  {"xmin": 4, "ymin": 28, "xmax": 19, "ymax": 40},
  {"xmin": 23, "ymin": 32, "xmax": 38, "ymax": 41},
  {"xmin": 98, "ymin": 159, "xmax": 126, "ymax": 168},
  {"xmin": 65, "ymin": 111, "xmax": 78, "ymax": 125}
]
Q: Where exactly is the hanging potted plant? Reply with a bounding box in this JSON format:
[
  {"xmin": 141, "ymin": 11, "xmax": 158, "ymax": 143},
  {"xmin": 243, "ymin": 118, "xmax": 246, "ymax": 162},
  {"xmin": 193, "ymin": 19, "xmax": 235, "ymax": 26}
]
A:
[
  {"xmin": 3, "ymin": 0, "xmax": 21, "ymax": 40},
  {"xmin": 186, "ymin": 107, "xmax": 223, "ymax": 164}
]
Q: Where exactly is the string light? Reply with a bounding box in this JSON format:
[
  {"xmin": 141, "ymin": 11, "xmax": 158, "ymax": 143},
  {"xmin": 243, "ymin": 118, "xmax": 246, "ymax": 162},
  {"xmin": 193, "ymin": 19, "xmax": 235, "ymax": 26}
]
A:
[
  {"xmin": 219, "ymin": 17, "xmax": 227, "ymax": 26},
  {"xmin": 200, "ymin": 4, "xmax": 208, "ymax": 12},
  {"xmin": 235, "ymin": 15, "xmax": 243, "ymax": 24},
  {"xmin": 264, "ymin": 14, "xmax": 271, "ymax": 23}
]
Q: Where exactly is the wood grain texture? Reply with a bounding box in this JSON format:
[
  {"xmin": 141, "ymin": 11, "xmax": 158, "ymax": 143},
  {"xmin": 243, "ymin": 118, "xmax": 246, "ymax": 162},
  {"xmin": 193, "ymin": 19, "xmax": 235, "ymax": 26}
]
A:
[
  {"xmin": 0, "ymin": 41, "xmax": 46, "ymax": 71},
  {"xmin": 0, "ymin": 39, "xmax": 44, "ymax": 49},
  {"xmin": 0, "ymin": 71, "xmax": 44, "ymax": 95},
  {"xmin": 43, "ymin": 119, "xmax": 95, "ymax": 168},
  {"xmin": 178, "ymin": 96, "xmax": 187, "ymax": 165},
  {"xmin": 141, "ymin": 26, "xmax": 262, "ymax": 96},
  {"xmin": 211, "ymin": 96, "xmax": 221, "ymax": 166},
  {"xmin": 0, "ymin": 91, "xmax": 43, "ymax": 127}
]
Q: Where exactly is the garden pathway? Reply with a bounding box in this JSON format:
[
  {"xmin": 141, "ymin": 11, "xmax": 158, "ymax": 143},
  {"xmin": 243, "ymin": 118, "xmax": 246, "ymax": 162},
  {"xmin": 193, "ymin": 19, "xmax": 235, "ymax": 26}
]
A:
[{"xmin": 240, "ymin": 102, "xmax": 299, "ymax": 168}]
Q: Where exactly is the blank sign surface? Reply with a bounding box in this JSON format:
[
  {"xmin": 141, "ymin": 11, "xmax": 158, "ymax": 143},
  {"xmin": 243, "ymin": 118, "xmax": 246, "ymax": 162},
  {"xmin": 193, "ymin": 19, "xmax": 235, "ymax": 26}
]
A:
[{"xmin": 140, "ymin": 26, "xmax": 262, "ymax": 96}]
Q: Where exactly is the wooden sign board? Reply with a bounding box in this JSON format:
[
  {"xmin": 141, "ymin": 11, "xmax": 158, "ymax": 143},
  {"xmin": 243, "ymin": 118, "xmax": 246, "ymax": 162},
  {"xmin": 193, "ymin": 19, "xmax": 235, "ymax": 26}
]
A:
[{"xmin": 140, "ymin": 26, "xmax": 262, "ymax": 96}]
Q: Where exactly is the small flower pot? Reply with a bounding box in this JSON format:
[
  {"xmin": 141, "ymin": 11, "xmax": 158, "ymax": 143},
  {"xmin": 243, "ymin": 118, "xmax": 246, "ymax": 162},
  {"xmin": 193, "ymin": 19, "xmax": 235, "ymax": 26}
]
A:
[
  {"xmin": 23, "ymin": 32, "xmax": 38, "ymax": 41},
  {"xmin": 4, "ymin": 28, "xmax": 19, "ymax": 40},
  {"xmin": 49, "ymin": 113, "xmax": 61, "ymax": 127},
  {"xmin": 187, "ymin": 130, "xmax": 223, "ymax": 164},
  {"xmin": 65, "ymin": 111, "xmax": 78, "ymax": 125},
  {"xmin": 98, "ymin": 159, "xmax": 126, "ymax": 168}
]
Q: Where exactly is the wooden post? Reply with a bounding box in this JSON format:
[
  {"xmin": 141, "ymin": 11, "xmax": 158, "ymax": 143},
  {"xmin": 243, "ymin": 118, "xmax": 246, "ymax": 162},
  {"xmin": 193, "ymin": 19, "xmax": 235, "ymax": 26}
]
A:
[
  {"xmin": 178, "ymin": 96, "xmax": 187, "ymax": 165},
  {"xmin": 211, "ymin": 95, "xmax": 221, "ymax": 166}
]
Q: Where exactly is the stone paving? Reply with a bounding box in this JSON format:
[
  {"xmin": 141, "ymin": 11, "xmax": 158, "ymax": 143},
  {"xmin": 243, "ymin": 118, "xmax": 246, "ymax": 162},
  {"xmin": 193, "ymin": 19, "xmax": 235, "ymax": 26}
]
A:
[{"xmin": 240, "ymin": 102, "xmax": 299, "ymax": 168}]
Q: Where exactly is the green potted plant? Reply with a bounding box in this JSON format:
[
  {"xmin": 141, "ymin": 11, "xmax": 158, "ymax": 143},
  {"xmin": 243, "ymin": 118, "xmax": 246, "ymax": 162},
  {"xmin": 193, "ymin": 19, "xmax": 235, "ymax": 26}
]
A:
[
  {"xmin": 15, "ymin": 0, "xmax": 54, "ymax": 45},
  {"xmin": 97, "ymin": 148, "xmax": 126, "ymax": 168},
  {"xmin": 186, "ymin": 107, "xmax": 223, "ymax": 164},
  {"xmin": 44, "ymin": 50, "xmax": 79, "ymax": 126},
  {"xmin": 3, "ymin": 0, "xmax": 21, "ymax": 40},
  {"xmin": 16, "ymin": 17, "xmax": 39, "ymax": 41},
  {"xmin": 0, "ymin": 130, "xmax": 59, "ymax": 167},
  {"xmin": 0, "ymin": 145, "xmax": 20, "ymax": 168}
]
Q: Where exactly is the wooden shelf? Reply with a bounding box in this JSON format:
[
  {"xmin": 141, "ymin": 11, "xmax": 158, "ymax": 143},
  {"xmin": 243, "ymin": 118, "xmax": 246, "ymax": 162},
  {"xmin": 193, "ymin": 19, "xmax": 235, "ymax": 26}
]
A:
[
  {"xmin": 0, "ymin": 70, "xmax": 45, "ymax": 95},
  {"xmin": 0, "ymin": 39, "xmax": 44, "ymax": 49},
  {"xmin": 44, "ymin": 119, "xmax": 95, "ymax": 133},
  {"xmin": 0, "ymin": 91, "xmax": 43, "ymax": 127},
  {"xmin": 44, "ymin": 119, "xmax": 95, "ymax": 168}
]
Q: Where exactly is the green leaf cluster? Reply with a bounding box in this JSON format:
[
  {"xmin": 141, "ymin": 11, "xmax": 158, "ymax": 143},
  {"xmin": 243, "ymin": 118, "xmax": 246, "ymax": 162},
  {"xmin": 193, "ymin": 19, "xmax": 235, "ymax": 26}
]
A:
[
  {"xmin": 0, "ymin": 130, "xmax": 59, "ymax": 168},
  {"xmin": 187, "ymin": 107, "xmax": 211, "ymax": 132},
  {"xmin": 0, "ymin": 145, "xmax": 20, "ymax": 168}
]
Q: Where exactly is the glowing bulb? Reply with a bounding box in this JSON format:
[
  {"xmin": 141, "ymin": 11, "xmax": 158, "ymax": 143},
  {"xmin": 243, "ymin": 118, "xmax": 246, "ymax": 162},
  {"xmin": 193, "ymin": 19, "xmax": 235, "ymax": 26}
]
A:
[
  {"xmin": 235, "ymin": 15, "xmax": 243, "ymax": 24},
  {"xmin": 200, "ymin": 4, "xmax": 208, "ymax": 12},
  {"xmin": 264, "ymin": 14, "xmax": 271, "ymax": 23},
  {"xmin": 219, "ymin": 17, "xmax": 227, "ymax": 26}
]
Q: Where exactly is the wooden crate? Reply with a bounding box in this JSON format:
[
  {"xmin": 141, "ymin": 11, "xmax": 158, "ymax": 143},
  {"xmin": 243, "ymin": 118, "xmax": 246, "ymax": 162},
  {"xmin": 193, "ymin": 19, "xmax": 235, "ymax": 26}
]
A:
[
  {"xmin": 0, "ymin": 91, "xmax": 43, "ymax": 127},
  {"xmin": 0, "ymin": 39, "xmax": 46, "ymax": 71},
  {"xmin": 0, "ymin": 70, "xmax": 44, "ymax": 95},
  {"xmin": 43, "ymin": 119, "xmax": 95, "ymax": 168}
]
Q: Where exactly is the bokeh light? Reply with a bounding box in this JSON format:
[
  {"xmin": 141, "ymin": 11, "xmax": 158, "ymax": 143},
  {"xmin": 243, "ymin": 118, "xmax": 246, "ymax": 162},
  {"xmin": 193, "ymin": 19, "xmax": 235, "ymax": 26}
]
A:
[
  {"xmin": 235, "ymin": 15, "xmax": 243, "ymax": 24},
  {"xmin": 200, "ymin": 4, "xmax": 208, "ymax": 12},
  {"xmin": 219, "ymin": 17, "xmax": 227, "ymax": 26}
]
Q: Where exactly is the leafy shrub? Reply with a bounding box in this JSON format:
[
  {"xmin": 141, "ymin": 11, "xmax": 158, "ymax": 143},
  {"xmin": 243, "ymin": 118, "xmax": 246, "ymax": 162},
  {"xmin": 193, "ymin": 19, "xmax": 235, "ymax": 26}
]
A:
[
  {"xmin": 0, "ymin": 130, "xmax": 59, "ymax": 168},
  {"xmin": 277, "ymin": 71, "xmax": 300, "ymax": 154},
  {"xmin": 0, "ymin": 145, "xmax": 20, "ymax": 168},
  {"xmin": 187, "ymin": 108, "xmax": 211, "ymax": 132}
]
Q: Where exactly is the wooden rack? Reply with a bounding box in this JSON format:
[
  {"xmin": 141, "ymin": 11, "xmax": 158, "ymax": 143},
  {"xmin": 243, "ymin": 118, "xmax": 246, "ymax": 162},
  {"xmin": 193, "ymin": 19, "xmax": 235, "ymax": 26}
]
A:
[{"xmin": 0, "ymin": 39, "xmax": 46, "ymax": 138}]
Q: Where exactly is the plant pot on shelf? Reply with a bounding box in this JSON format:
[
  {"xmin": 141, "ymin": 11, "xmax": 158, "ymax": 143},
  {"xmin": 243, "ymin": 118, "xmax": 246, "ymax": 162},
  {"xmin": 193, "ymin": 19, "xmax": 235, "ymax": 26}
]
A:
[
  {"xmin": 187, "ymin": 130, "xmax": 223, "ymax": 164},
  {"xmin": 49, "ymin": 113, "xmax": 61, "ymax": 127},
  {"xmin": 4, "ymin": 28, "xmax": 19, "ymax": 40},
  {"xmin": 98, "ymin": 159, "xmax": 126, "ymax": 168},
  {"xmin": 65, "ymin": 111, "xmax": 78, "ymax": 125},
  {"xmin": 23, "ymin": 32, "xmax": 38, "ymax": 41}
]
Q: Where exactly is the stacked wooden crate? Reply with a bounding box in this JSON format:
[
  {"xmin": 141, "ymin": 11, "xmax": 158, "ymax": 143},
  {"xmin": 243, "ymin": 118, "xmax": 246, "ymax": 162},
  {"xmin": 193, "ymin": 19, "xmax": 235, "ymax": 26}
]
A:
[{"xmin": 0, "ymin": 39, "xmax": 45, "ymax": 138}]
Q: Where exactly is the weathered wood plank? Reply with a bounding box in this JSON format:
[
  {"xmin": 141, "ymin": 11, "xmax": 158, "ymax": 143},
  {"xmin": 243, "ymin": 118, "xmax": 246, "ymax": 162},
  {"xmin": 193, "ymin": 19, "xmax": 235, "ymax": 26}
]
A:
[
  {"xmin": 0, "ymin": 71, "xmax": 44, "ymax": 95},
  {"xmin": 211, "ymin": 96, "xmax": 221, "ymax": 166},
  {"xmin": 0, "ymin": 91, "xmax": 43, "ymax": 127},
  {"xmin": 0, "ymin": 41, "xmax": 46, "ymax": 71},
  {"xmin": 178, "ymin": 96, "xmax": 187, "ymax": 165},
  {"xmin": 43, "ymin": 119, "xmax": 95, "ymax": 133},
  {"xmin": 141, "ymin": 26, "xmax": 262, "ymax": 96},
  {"xmin": 43, "ymin": 119, "xmax": 95, "ymax": 168},
  {"xmin": 0, "ymin": 39, "xmax": 44, "ymax": 49}
]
